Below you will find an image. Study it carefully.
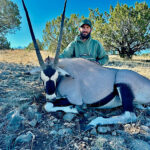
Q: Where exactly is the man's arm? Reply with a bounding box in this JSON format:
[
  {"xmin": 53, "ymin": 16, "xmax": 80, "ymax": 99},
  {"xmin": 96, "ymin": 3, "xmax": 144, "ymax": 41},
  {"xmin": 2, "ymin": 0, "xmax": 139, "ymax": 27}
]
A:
[
  {"xmin": 96, "ymin": 42, "xmax": 109, "ymax": 65},
  {"xmin": 59, "ymin": 42, "xmax": 75, "ymax": 58}
]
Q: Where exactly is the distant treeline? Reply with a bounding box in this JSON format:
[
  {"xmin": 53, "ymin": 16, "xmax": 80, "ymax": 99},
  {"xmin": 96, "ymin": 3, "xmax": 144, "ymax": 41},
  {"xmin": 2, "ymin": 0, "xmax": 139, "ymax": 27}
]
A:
[{"xmin": 1, "ymin": 0, "xmax": 150, "ymax": 59}]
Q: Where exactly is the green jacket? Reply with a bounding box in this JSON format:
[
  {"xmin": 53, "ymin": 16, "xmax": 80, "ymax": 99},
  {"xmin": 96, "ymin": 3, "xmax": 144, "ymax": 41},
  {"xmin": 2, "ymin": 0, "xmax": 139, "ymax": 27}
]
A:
[{"xmin": 59, "ymin": 36, "xmax": 109, "ymax": 65}]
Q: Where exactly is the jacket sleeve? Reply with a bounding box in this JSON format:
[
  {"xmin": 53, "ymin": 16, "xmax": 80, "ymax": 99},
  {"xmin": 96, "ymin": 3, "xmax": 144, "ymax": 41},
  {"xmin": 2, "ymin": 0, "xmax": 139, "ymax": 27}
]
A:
[
  {"xmin": 59, "ymin": 42, "xmax": 75, "ymax": 58},
  {"xmin": 96, "ymin": 42, "xmax": 109, "ymax": 65}
]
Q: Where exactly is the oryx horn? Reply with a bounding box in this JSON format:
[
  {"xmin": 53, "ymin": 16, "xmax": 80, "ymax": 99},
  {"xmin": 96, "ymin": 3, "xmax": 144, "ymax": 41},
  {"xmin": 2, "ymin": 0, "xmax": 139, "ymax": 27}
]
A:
[
  {"xmin": 53, "ymin": 0, "xmax": 67, "ymax": 68},
  {"xmin": 22, "ymin": 0, "xmax": 46, "ymax": 70}
]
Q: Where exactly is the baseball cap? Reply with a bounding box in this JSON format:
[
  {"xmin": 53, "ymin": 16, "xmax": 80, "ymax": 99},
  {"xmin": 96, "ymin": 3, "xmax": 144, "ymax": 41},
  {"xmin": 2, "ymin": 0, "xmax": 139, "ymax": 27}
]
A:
[{"xmin": 80, "ymin": 19, "xmax": 92, "ymax": 28}]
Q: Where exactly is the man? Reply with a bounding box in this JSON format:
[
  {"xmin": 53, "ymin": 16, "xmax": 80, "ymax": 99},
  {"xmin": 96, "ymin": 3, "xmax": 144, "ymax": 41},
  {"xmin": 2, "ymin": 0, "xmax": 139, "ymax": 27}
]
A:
[{"xmin": 59, "ymin": 19, "xmax": 109, "ymax": 65}]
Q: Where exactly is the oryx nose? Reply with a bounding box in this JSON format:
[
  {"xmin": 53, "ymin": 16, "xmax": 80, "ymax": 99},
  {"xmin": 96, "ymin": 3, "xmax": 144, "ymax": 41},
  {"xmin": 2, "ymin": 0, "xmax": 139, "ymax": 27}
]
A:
[{"xmin": 45, "ymin": 80, "xmax": 56, "ymax": 95}]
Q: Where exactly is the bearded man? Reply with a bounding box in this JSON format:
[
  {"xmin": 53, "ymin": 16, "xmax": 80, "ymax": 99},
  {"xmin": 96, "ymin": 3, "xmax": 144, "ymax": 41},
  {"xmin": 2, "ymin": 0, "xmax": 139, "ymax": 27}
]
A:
[{"xmin": 59, "ymin": 19, "xmax": 109, "ymax": 65}]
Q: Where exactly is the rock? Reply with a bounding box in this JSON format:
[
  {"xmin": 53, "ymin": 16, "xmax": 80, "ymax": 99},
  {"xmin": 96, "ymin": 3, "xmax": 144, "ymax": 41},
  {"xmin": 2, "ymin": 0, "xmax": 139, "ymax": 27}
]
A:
[
  {"xmin": 97, "ymin": 126, "xmax": 111, "ymax": 133},
  {"xmin": 145, "ymin": 109, "xmax": 150, "ymax": 116},
  {"xmin": 54, "ymin": 124, "xmax": 62, "ymax": 130},
  {"xmin": 6, "ymin": 110, "xmax": 16, "ymax": 120},
  {"xmin": 95, "ymin": 135, "xmax": 126, "ymax": 150},
  {"xmin": 111, "ymin": 131, "xmax": 117, "ymax": 136},
  {"xmin": 83, "ymin": 137, "xmax": 89, "ymax": 141},
  {"xmin": 145, "ymin": 118, "xmax": 150, "ymax": 126},
  {"xmin": 1, "ymin": 71, "xmax": 10, "ymax": 76},
  {"xmin": 116, "ymin": 130, "xmax": 129, "ymax": 136},
  {"xmin": 141, "ymin": 125, "xmax": 150, "ymax": 133},
  {"xmin": 90, "ymin": 128, "xmax": 98, "ymax": 136},
  {"xmin": 28, "ymin": 119, "xmax": 37, "ymax": 127},
  {"xmin": 95, "ymin": 135, "xmax": 108, "ymax": 149},
  {"xmin": 0, "ymin": 75, "xmax": 7, "ymax": 80},
  {"xmin": 50, "ymin": 130, "xmax": 57, "ymax": 135},
  {"xmin": 144, "ymin": 133, "xmax": 150, "ymax": 141},
  {"xmin": 63, "ymin": 113, "xmax": 75, "ymax": 122},
  {"xmin": 53, "ymin": 118, "xmax": 58, "ymax": 122},
  {"xmin": 109, "ymin": 136, "xmax": 125, "ymax": 150},
  {"xmin": 5, "ymin": 134, "xmax": 15, "ymax": 150},
  {"xmin": 58, "ymin": 128, "xmax": 73, "ymax": 136},
  {"xmin": 35, "ymin": 112, "xmax": 42, "ymax": 123},
  {"xmin": 7, "ymin": 110, "xmax": 24, "ymax": 132},
  {"xmin": 26, "ymin": 106, "xmax": 37, "ymax": 121},
  {"xmin": 26, "ymin": 106, "xmax": 42, "ymax": 124},
  {"xmin": 48, "ymin": 122, "xmax": 54, "ymax": 127},
  {"xmin": 145, "ymin": 122, "xmax": 150, "ymax": 127},
  {"xmin": 0, "ymin": 122, "xmax": 4, "ymax": 129},
  {"xmin": 15, "ymin": 131, "xmax": 35, "ymax": 144},
  {"xmin": 129, "ymin": 139, "xmax": 150, "ymax": 150}
]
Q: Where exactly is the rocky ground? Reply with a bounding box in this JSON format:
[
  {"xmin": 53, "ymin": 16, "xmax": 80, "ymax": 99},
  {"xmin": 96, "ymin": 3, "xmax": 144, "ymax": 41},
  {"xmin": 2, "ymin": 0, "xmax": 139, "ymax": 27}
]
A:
[{"xmin": 0, "ymin": 56, "xmax": 150, "ymax": 150}]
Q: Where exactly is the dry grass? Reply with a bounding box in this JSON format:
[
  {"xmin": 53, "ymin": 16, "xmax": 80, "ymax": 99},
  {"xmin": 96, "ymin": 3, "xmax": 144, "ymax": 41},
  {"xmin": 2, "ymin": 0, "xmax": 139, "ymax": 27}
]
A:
[
  {"xmin": 0, "ymin": 50, "xmax": 150, "ymax": 78},
  {"xmin": 0, "ymin": 50, "xmax": 53, "ymax": 66},
  {"xmin": 106, "ymin": 55, "xmax": 150, "ymax": 79}
]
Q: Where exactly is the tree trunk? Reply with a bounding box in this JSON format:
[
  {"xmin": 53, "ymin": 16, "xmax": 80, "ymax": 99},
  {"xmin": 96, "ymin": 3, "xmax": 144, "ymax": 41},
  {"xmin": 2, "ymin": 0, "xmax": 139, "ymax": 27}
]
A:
[{"xmin": 118, "ymin": 47, "xmax": 134, "ymax": 60}]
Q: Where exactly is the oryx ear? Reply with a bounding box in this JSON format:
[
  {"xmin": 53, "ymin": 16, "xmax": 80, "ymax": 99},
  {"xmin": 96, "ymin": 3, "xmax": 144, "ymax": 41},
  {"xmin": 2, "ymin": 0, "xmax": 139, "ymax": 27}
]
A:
[{"xmin": 57, "ymin": 67, "xmax": 74, "ymax": 78}]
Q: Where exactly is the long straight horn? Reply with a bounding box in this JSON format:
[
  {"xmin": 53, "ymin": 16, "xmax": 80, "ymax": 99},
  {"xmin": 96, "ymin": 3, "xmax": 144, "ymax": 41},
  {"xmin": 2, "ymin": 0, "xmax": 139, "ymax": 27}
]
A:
[
  {"xmin": 53, "ymin": 0, "xmax": 67, "ymax": 68},
  {"xmin": 22, "ymin": 0, "xmax": 45, "ymax": 70}
]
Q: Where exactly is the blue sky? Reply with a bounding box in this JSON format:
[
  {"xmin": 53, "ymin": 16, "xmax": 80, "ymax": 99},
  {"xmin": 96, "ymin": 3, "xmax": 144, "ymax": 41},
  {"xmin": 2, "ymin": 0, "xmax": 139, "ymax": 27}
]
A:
[{"xmin": 7, "ymin": 0, "xmax": 150, "ymax": 48}]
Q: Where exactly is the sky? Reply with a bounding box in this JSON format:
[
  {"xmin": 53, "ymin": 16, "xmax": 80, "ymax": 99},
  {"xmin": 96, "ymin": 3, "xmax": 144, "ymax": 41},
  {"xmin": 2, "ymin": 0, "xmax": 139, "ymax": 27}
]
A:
[{"xmin": 7, "ymin": 0, "xmax": 150, "ymax": 48}]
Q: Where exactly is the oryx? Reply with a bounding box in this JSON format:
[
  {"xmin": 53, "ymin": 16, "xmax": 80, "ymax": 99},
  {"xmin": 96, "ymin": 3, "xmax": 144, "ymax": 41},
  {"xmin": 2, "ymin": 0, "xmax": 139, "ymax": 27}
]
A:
[{"xmin": 22, "ymin": 0, "xmax": 150, "ymax": 130}]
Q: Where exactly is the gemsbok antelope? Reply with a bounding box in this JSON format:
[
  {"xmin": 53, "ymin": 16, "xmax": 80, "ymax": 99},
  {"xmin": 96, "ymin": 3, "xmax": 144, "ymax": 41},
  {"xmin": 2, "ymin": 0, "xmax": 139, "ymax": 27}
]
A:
[{"xmin": 22, "ymin": 0, "xmax": 150, "ymax": 130}]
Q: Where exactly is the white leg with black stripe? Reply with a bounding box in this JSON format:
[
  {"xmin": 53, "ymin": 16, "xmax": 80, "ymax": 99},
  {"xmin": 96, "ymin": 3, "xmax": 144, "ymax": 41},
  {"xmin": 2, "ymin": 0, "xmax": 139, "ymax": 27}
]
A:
[
  {"xmin": 44, "ymin": 102, "xmax": 78, "ymax": 114},
  {"xmin": 88, "ymin": 111, "xmax": 137, "ymax": 126}
]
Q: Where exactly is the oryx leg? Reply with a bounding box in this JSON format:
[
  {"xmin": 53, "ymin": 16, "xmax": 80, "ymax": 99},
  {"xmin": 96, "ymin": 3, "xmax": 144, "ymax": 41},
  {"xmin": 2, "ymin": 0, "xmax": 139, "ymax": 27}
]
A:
[
  {"xmin": 44, "ymin": 98, "xmax": 78, "ymax": 114},
  {"xmin": 87, "ymin": 83, "xmax": 137, "ymax": 129},
  {"xmin": 86, "ymin": 111, "xmax": 137, "ymax": 130},
  {"xmin": 116, "ymin": 83, "xmax": 134, "ymax": 112}
]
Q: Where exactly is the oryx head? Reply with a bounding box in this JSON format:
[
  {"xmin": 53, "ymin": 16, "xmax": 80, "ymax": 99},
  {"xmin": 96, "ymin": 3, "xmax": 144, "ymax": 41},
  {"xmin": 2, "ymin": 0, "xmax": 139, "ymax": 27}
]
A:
[{"xmin": 22, "ymin": 0, "xmax": 68, "ymax": 100}]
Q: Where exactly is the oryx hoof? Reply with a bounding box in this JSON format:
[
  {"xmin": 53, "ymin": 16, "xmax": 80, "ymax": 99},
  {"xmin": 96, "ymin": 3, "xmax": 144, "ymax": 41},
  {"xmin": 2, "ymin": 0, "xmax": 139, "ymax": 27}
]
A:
[{"xmin": 43, "ymin": 102, "xmax": 54, "ymax": 112}]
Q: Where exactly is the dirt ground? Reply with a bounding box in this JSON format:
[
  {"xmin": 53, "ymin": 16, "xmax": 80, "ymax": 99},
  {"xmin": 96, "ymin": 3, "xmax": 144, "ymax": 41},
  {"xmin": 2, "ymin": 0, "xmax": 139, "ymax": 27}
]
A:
[{"xmin": 0, "ymin": 50, "xmax": 150, "ymax": 150}]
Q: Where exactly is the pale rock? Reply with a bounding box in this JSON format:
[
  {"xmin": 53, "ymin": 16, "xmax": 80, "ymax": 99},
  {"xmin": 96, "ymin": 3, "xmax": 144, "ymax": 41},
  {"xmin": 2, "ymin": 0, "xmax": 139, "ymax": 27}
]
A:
[
  {"xmin": 97, "ymin": 126, "xmax": 111, "ymax": 133},
  {"xmin": 58, "ymin": 128, "xmax": 73, "ymax": 135},
  {"xmin": 129, "ymin": 139, "xmax": 150, "ymax": 150},
  {"xmin": 50, "ymin": 130, "xmax": 57, "ymax": 135},
  {"xmin": 15, "ymin": 131, "xmax": 35, "ymax": 144},
  {"xmin": 63, "ymin": 113, "xmax": 75, "ymax": 122},
  {"xmin": 7, "ymin": 110, "xmax": 24, "ymax": 132}
]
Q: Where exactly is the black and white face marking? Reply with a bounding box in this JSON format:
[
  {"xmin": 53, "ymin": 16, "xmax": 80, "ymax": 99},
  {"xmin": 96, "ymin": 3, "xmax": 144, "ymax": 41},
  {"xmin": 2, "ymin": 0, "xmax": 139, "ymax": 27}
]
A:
[
  {"xmin": 41, "ymin": 66, "xmax": 73, "ymax": 100},
  {"xmin": 41, "ymin": 66, "xmax": 59, "ymax": 100}
]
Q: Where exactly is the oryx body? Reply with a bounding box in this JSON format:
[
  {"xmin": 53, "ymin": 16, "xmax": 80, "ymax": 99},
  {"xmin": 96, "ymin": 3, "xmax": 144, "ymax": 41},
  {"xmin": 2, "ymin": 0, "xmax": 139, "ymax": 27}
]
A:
[
  {"xmin": 43, "ymin": 57, "xmax": 150, "ymax": 128},
  {"xmin": 56, "ymin": 58, "xmax": 150, "ymax": 107}
]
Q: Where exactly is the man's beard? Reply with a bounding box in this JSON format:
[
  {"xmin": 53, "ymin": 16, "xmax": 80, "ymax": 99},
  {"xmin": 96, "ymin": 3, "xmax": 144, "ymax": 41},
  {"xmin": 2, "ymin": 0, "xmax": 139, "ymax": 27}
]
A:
[{"xmin": 80, "ymin": 31, "xmax": 91, "ymax": 40}]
